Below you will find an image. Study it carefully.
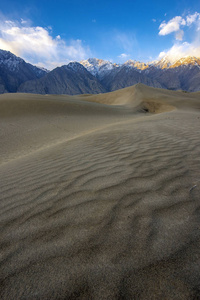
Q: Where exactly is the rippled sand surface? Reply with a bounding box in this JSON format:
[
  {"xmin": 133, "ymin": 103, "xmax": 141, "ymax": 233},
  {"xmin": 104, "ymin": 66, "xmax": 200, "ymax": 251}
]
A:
[{"xmin": 0, "ymin": 84, "xmax": 200, "ymax": 299}]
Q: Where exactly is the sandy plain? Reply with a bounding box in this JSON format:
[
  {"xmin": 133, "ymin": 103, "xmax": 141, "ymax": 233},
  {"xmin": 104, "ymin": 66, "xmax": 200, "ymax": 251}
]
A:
[{"xmin": 0, "ymin": 83, "xmax": 200, "ymax": 299}]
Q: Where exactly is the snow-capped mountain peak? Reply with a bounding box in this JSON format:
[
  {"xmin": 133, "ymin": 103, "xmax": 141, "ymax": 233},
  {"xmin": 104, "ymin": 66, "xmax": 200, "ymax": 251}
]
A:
[
  {"xmin": 152, "ymin": 56, "xmax": 173, "ymax": 69},
  {"xmin": 65, "ymin": 62, "xmax": 87, "ymax": 72},
  {"xmin": 80, "ymin": 58, "xmax": 119, "ymax": 78},
  {"xmin": 80, "ymin": 55, "xmax": 200, "ymax": 80},
  {"xmin": 149, "ymin": 55, "xmax": 200, "ymax": 70},
  {"xmin": 123, "ymin": 60, "xmax": 149, "ymax": 70},
  {"xmin": 0, "ymin": 49, "xmax": 49, "ymax": 75},
  {"xmin": 169, "ymin": 56, "xmax": 200, "ymax": 68},
  {"xmin": 0, "ymin": 49, "xmax": 24, "ymax": 71}
]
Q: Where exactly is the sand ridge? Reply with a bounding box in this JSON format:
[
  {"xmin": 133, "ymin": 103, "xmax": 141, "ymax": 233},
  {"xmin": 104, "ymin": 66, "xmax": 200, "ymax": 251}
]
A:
[{"xmin": 0, "ymin": 84, "xmax": 200, "ymax": 299}]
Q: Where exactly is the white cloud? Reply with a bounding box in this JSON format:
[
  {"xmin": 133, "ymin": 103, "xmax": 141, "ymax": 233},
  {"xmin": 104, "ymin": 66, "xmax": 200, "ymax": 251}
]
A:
[
  {"xmin": 158, "ymin": 41, "xmax": 200, "ymax": 62},
  {"xmin": 0, "ymin": 19, "xmax": 91, "ymax": 69},
  {"xmin": 152, "ymin": 19, "xmax": 156, "ymax": 23},
  {"xmin": 118, "ymin": 53, "xmax": 129, "ymax": 58},
  {"xmin": 186, "ymin": 12, "xmax": 200, "ymax": 26},
  {"xmin": 20, "ymin": 18, "xmax": 27, "ymax": 25},
  {"xmin": 159, "ymin": 16, "xmax": 186, "ymax": 37},
  {"xmin": 157, "ymin": 12, "xmax": 200, "ymax": 62},
  {"xmin": 175, "ymin": 30, "xmax": 184, "ymax": 41},
  {"xmin": 158, "ymin": 12, "xmax": 200, "ymax": 43},
  {"xmin": 117, "ymin": 53, "xmax": 130, "ymax": 62}
]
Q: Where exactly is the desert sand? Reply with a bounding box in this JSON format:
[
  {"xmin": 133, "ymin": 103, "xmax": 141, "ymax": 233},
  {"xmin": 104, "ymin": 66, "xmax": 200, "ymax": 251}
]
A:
[{"xmin": 0, "ymin": 83, "xmax": 200, "ymax": 299}]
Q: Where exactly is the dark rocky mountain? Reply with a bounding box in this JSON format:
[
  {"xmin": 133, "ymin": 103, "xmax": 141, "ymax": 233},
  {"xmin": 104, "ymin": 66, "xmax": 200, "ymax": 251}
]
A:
[
  {"xmin": 0, "ymin": 49, "xmax": 200, "ymax": 94},
  {"xmin": 0, "ymin": 50, "xmax": 48, "ymax": 93},
  {"xmin": 18, "ymin": 62, "xmax": 106, "ymax": 95},
  {"xmin": 101, "ymin": 65, "xmax": 162, "ymax": 91},
  {"xmin": 143, "ymin": 57, "xmax": 200, "ymax": 92}
]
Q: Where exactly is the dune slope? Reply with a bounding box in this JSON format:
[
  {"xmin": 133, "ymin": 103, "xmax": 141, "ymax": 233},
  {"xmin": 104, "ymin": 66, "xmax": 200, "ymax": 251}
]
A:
[{"xmin": 0, "ymin": 84, "xmax": 200, "ymax": 299}]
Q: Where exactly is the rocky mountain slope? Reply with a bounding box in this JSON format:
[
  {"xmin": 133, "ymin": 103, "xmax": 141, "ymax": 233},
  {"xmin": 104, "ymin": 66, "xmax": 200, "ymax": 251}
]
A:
[
  {"xmin": 18, "ymin": 62, "xmax": 106, "ymax": 95},
  {"xmin": 100, "ymin": 65, "xmax": 162, "ymax": 91},
  {"xmin": 80, "ymin": 58, "xmax": 119, "ymax": 79},
  {"xmin": 81, "ymin": 56, "xmax": 200, "ymax": 92},
  {"xmin": 143, "ymin": 57, "xmax": 200, "ymax": 92},
  {"xmin": 0, "ymin": 50, "xmax": 48, "ymax": 93}
]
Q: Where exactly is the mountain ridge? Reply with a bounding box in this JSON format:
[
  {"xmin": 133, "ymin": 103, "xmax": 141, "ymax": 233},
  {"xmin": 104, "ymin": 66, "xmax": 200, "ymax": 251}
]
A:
[
  {"xmin": 0, "ymin": 49, "xmax": 200, "ymax": 94},
  {"xmin": 0, "ymin": 49, "xmax": 48, "ymax": 93},
  {"xmin": 80, "ymin": 56, "xmax": 200, "ymax": 92},
  {"xmin": 18, "ymin": 62, "xmax": 106, "ymax": 95}
]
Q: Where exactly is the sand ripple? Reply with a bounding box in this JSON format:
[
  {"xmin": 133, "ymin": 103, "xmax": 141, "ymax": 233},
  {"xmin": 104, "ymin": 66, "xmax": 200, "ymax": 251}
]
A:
[{"xmin": 0, "ymin": 108, "xmax": 200, "ymax": 299}]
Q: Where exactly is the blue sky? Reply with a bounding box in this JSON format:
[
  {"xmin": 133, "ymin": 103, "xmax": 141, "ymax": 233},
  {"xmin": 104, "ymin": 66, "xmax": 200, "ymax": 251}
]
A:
[{"xmin": 0, "ymin": 0, "xmax": 200, "ymax": 69}]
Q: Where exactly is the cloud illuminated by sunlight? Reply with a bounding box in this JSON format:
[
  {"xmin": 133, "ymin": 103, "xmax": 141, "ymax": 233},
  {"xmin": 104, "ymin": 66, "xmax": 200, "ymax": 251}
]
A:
[
  {"xmin": 0, "ymin": 19, "xmax": 91, "ymax": 69},
  {"xmin": 159, "ymin": 16, "xmax": 186, "ymax": 38},
  {"xmin": 158, "ymin": 12, "xmax": 200, "ymax": 62},
  {"xmin": 159, "ymin": 12, "xmax": 200, "ymax": 41},
  {"xmin": 118, "ymin": 53, "xmax": 130, "ymax": 61}
]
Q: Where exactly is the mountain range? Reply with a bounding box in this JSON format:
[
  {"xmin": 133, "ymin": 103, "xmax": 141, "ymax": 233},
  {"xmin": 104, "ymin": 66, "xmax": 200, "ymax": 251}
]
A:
[{"xmin": 1, "ymin": 49, "xmax": 200, "ymax": 94}]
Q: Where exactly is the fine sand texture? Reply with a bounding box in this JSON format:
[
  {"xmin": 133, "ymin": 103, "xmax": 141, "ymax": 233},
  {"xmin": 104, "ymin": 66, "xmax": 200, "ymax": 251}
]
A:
[{"xmin": 0, "ymin": 84, "xmax": 200, "ymax": 299}]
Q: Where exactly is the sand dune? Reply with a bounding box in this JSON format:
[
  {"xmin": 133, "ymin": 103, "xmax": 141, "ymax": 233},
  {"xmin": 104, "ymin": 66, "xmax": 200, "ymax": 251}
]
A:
[{"xmin": 0, "ymin": 84, "xmax": 200, "ymax": 299}]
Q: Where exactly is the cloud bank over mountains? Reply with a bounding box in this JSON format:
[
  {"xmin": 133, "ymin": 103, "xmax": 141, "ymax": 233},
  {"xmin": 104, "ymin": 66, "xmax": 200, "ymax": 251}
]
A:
[{"xmin": 0, "ymin": 19, "xmax": 91, "ymax": 69}]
